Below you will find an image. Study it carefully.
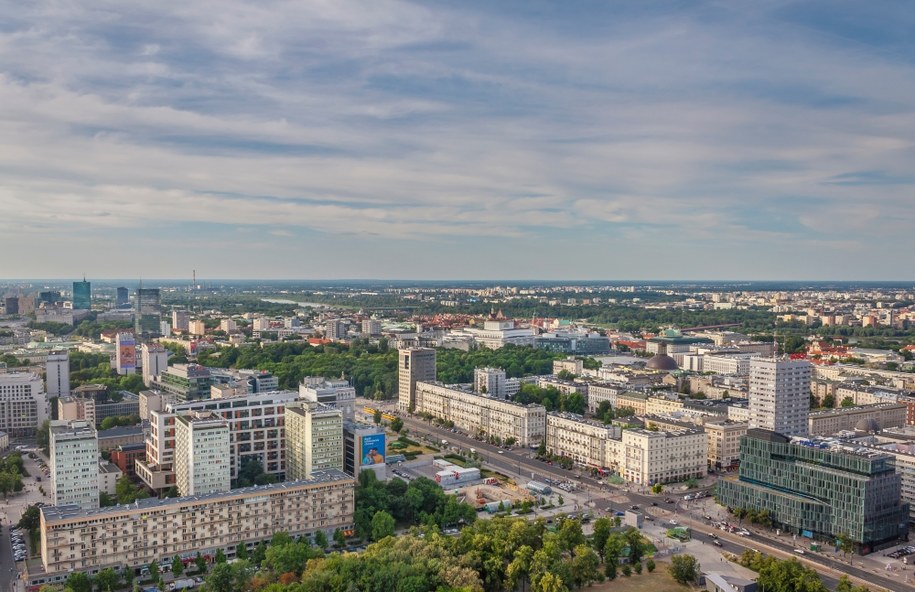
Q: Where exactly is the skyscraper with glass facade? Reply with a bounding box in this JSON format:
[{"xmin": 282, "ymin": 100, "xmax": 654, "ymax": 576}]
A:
[
  {"xmin": 72, "ymin": 279, "xmax": 91, "ymax": 310},
  {"xmin": 716, "ymin": 429, "xmax": 908, "ymax": 553}
]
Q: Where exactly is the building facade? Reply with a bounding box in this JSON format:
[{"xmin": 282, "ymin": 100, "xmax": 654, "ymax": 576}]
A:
[
  {"xmin": 72, "ymin": 280, "xmax": 91, "ymax": 311},
  {"xmin": 748, "ymin": 358, "xmax": 811, "ymax": 437},
  {"xmin": 285, "ymin": 403, "xmax": 344, "ymax": 480},
  {"xmin": 545, "ymin": 413, "xmax": 620, "ymax": 469},
  {"xmin": 298, "ymin": 377, "xmax": 356, "ymax": 420},
  {"xmin": 397, "ymin": 348, "xmax": 437, "ymax": 413},
  {"xmin": 50, "ymin": 420, "xmax": 99, "ymax": 510},
  {"xmin": 0, "ymin": 371, "xmax": 50, "ymax": 436},
  {"xmin": 36, "ymin": 472, "xmax": 354, "ymax": 585},
  {"xmin": 45, "ymin": 351, "xmax": 70, "ymax": 399},
  {"xmin": 619, "ymin": 428, "xmax": 707, "ymax": 485},
  {"xmin": 807, "ymin": 404, "xmax": 907, "ymax": 436},
  {"xmin": 154, "ymin": 363, "xmax": 212, "ymax": 401},
  {"xmin": 135, "ymin": 288, "xmax": 162, "ymax": 336},
  {"xmin": 174, "ymin": 412, "xmax": 231, "ymax": 496},
  {"xmin": 141, "ymin": 343, "xmax": 168, "ymax": 387},
  {"xmin": 716, "ymin": 429, "xmax": 909, "ymax": 552}
]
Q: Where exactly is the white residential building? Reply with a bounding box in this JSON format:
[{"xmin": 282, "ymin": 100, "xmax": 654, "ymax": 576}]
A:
[
  {"xmin": 748, "ymin": 357, "xmax": 811, "ymax": 437},
  {"xmin": 0, "ymin": 371, "xmax": 50, "ymax": 436},
  {"xmin": 45, "ymin": 351, "xmax": 70, "ymax": 399},
  {"xmin": 285, "ymin": 403, "xmax": 344, "ymax": 480},
  {"xmin": 361, "ymin": 319, "xmax": 382, "ymax": 335},
  {"xmin": 299, "ymin": 377, "xmax": 356, "ymax": 420},
  {"xmin": 50, "ymin": 420, "xmax": 99, "ymax": 510},
  {"xmin": 141, "ymin": 343, "xmax": 169, "ymax": 387},
  {"xmin": 174, "ymin": 412, "xmax": 231, "ymax": 496},
  {"xmin": 397, "ymin": 348, "xmax": 437, "ymax": 413},
  {"xmin": 545, "ymin": 413, "xmax": 620, "ymax": 468},
  {"xmin": 619, "ymin": 429, "xmax": 707, "ymax": 485},
  {"xmin": 474, "ymin": 367, "xmax": 507, "ymax": 398}
]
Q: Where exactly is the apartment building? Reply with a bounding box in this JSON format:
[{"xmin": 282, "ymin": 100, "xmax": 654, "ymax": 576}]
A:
[
  {"xmin": 702, "ymin": 353, "xmax": 758, "ymax": 376},
  {"xmin": 553, "ymin": 358, "xmax": 583, "ymax": 376},
  {"xmin": 807, "ymin": 403, "xmax": 907, "ymax": 436},
  {"xmin": 298, "ymin": 377, "xmax": 356, "ymax": 420},
  {"xmin": 645, "ymin": 396, "xmax": 685, "ymax": 416},
  {"xmin": 141, "ymin": 343, "xmax": 168, "ymax": 387},
  {"xmin": 585, "ymin": 383, "xmax": 623, "ymax": 413},
  {"xmin": 36, "ymin": 471, "xmax": 354, "ymax": 586},
  {"xmin": 615, "ymin": 392, "xmax": 649, "ymax": 415},
  {"xmin": 45, "ymin": 351, "xmax": 70, "ymax": 398},
  {"xmin": 152, "ymin": 363, "xmax": 212, "ymax": 402},
  {"xmin": 537, "ymin": 377, "xmax": 587, "ymax": 398},
  {"xmin": 174, "ymin": 412, "xmax": 231, "ymax": 496},
  {"xmin": 50, "ymin": 420, "xmax": 99, "ymax": 510},
  {"xmin": 545, "ymin": 412, "xmax": 620, "ymax": 468},
  {"xmin": 285, "ymin": 403, "xmax": 344, "ymax": 480},
  {"xmin": 138, "ymin": 390, "xmax": 177, "ymax": 421},
  {"xmin": 0, "ymin": 371, "xmax": 50, "ymax": 436},
  {"xmin": 414, "ymin": 381, "xmax": 546, "ymax": 447},
  {"xmin": 137, "ymin": 390, "xmax": 300, "ymax": 491},
  {"xmin": 749, "ymin": 357, "xmax": 811, "ymax": 437},
  {"xmin": 619, "ymin": 428, "xmax": 707, "ymax": 485},
  {"xmin": 704, "ymin": 420, "xmax": 748, "ymax": 470},
  {"xmin": 398, "ymin": 348, "xmax": 437, "ymax": 413}
]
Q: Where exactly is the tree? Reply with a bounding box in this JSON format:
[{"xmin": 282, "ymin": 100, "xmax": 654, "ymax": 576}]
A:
[
  {"xmin": 214, "ymin": 549, "xmax": 226, "ymax": 564},
  {"xmin": 195, "ymin": 552, "xmax": 207, "ymax": 574},
  {"xmin": 646, "ymin": 558, "xmax": 656, "ymax": 572},
  {"xmin": 66, "ymin": 572, "xmax": 93, "ymax": 592},
  {"xmin": 633, "ymin": 560, "xmax": 642, "ymax": 574},
  {"xmin": 557, "ymin": 518, "xmax": 585, "ymax": 553},
  {"xmin": 621, "ymin": 564, "xmax": 631, "ymax": 577},
  {"xmin": 685, "ymin": 477, "xmax": 699, "ymax": 489},
  {"xmin": 390, "ymin": 417, "xmax": 404, "ymax": 433},
  {"xmin": 591, "ymin": 517, "xmax": 611, "ymax": 559},
  {"xmin": 235, "ymin": 543, "xmax": 248, "ymax": 560},
  {"xmin": 373, "ymin": 410, "xmax": 382, "ymax": 424},
  {"xmin": 669, "ymin": 554, "xmax": 699, "ymax": 585},
  {"xmin": 37, "ymin": 419, "xmax": 50, "ymax": 454},
  {"xmin": 371, "ymin": 510, "xmax": 395, "ymax": 541},
  {"xmin": 99, "ymin": 492, "xmax": 115, "ymax": 507},
  {"xmin": 604, "ymin": 562, "xmax": 617, "ymax": 580},
  {"xmin": 822, "ymin": 394, "xmax": 836, "ymax": 408},
  {"xmin": 837, "ymin": 532, "xmax": 854, "ymax": 560},
  {"xmin": 841, "ymin": 396, "xmax": 855, "ymax": 408},
  {"xmin": 147, "ymin": 562, "xmax": 159, "ymax": 582},
  {"xmin": 534, "ymin": 572, "xmax": 567, "ymax": 592},
  {"xmin": 651, "ymin": 483, "xmax": 663, "ymax": 494},
  {"xmin": 115, "ymin": 475, "xmax": 149, "ymax": 504},
  {"xmin": 333, "ymin": 528, "xmax": 346, "ymax": 548},
  {"xmin": 205, "ymin": 561, "xmax": 252, "ymax": 592},
  {"xmin": 172, "ymin": 555, "xmax": 184, "ymax": 577},
  {"xmin": 536, "ymin": 440, "xmax": 547, "ymax": 457},
  {"xmin": 95, "ymin": 568, "xmax": 120, "ymax": 592},
  {"xmin": 570, "ymin": 544, "xmax": 601, "ymax": 588},
  {"xmin": 314, "ymin": 530, "xmax": 328, "ymax": 549}
]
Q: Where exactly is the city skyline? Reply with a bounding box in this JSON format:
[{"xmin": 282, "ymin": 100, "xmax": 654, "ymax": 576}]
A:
[{"xmin": 2, "ymin": 1, "xmax": 915, "ymax": 280}]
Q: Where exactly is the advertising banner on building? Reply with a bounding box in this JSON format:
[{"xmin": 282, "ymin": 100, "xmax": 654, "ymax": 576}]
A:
[{"xmin": 361, "ymin": 433, "xmax": 386, "ymax": 466}]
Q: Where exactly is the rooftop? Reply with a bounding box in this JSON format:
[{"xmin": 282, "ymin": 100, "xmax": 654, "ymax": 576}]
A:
[{"xmin": 41, "ymin": 469, "xmax": 353, "ymax": 522}]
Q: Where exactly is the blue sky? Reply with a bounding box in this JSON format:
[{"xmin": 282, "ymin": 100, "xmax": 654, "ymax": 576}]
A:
[{"xmin": 1, "ymin": 0, "xmax": 914, "ymax": 280}]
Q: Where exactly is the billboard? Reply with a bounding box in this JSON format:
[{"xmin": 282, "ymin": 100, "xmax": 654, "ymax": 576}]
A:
[
  {"xmin": 361, "ymin": 433, "xmax": 386, "ymax": 466},
  {"xmin": 117, "ymin": 334, "xmax": 136, "ymax": 371}
]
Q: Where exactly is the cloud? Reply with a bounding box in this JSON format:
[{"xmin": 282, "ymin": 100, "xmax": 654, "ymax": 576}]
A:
[{"xmin": 0, "ymin": 0, "xmax": 914, "ymax": 278}]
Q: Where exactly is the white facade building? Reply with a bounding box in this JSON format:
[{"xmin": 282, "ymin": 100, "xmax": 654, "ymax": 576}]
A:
[
  {"xmin": 545, "ymin": 413, "xmax": 620, "ymax": 468},
  {"xmin": 398, "ymin": 348, "xmax": 437, "ymax": 413},
  {"xmin": 748, "ymin": 357, "xmax": 811, "ymax": 437},
  {"xmin": 298, "ymin": 377, "xmax": 356, "ymax": 420},
  {"xmin": 141, "ymin": 343, "xmax": 169, "ymax": 387},
  {"xmin": 0, "ymin": 371, "xmax": 50, "ymax": 436},
  {"xmin": 285, "ymin": 403, "xmax": 344, "ymax": 480},
  {"xmin": 174, "ymin": 412, "xmax": 231, "ymax": 496},
  {"xmin": 619, "ymin": 429, "xmax": 707, "ymax": 485},
  {"xmin": 474, "ymin": 367, "xmax": 508, "ymax": 398},
  {"xmin": 50, "ymin": 420, "xmax": 99, "ymax": 510}
]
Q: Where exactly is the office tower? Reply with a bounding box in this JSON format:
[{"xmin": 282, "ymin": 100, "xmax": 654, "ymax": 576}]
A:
[
  {"xmin": 716, "ymin": 429, "xmax": 908, "ymax": 551},
  {"xmin": 0, "ymin": 371, "xmax": 50, "ymax": 436},
  {"xmin": 172, "ymin": 310, "xmax": 190, "ymax": 332},
  {"xmin": 45, "ymin": 350, "xmax": 70, "ymax": 399},
  {"xmin": 397, "ymin": 347, "xmax": 436, "ymax": 413},
  {"xmin": 325, "ymin": 320, "xmax": 346, "ymax": 341},
  {"xmin": 50, "ymin": 420, "xmax": 99, "ymax": 510},
  {"xmin": 17, "ymin": 295, "xmax": 35, "ymax": 315},
  {"xmin": 343, "ymin": 421, "xmax": 387, "ymax": 479},
  {"xmin": 748, "ymin": 357, "xmax": 811, "ymax": 437},
  {"xmin": 115, "ymin": 333, "xmax": 137, "ymax": 375},
  {"xmin": 153, "ymin": 363, "xmax": 212, "ymax": 402},
  {"xmin": 4, "ymin": 297, "xmax": 18, "ymax": 315},
  {"xmin": 174, "ymin": 411, "xmax": 231, "ymax": 496},
  {"xmin": 245, "ymin": 370, "xmax": 278, "ymax": 394},
  {"xmin": 285, "ymin": 403, "xmax": 344, "ymax": 480},
  {"xmin": 72, "ymin": 279, "xmax": 91, "ymax": 310},
  {"xmin": 135, "ymin": 288, "xmax": 162, "ymax": 336},
  {"xmin": 141, "ymin": 343, "xmax": 169, "ymax": 387},
  {"xmin": 474, "ymin": 367, "xmax": 507, "ymax": 398},
  {"xmin": 38, "ymin": 291, "xmax": 62, "ymax": 306},
  {"xmin": 116, "ymin": 287, "xmax": 129, "ymax": 308}
]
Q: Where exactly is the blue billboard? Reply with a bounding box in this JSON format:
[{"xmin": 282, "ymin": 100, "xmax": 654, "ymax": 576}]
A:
[{"xmin": 361, "ymin": 433, "xmax": 386, "ymax": 466}]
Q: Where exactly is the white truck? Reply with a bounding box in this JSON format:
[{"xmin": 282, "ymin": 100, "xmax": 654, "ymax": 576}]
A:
[{"xmin": 168, "ymin": 578, "xmax": 196, "ymax": 591}]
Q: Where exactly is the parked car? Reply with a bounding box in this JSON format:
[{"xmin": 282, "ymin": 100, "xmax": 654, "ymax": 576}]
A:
[{"xmin": 713, "ymin": 540, "xmax": 723, "ymax": 547}]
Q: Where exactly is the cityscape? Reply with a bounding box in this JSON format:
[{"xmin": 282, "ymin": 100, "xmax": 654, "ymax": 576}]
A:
[
  {"xmin": 3, "ymin": 2, "xmax": 915, "ymax": 592},
  {"xmin": 1, "ymin": 279, "xmax": 915, "ymax": 592}
]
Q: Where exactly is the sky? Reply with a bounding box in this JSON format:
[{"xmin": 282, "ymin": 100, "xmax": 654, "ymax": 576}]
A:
[{"xmin": 1, "ymin": 1, "xmax": 914, "ymax": 281}]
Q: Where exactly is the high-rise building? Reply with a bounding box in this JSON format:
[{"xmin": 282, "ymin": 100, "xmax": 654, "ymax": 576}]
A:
[
  {"xmin": 174, "ymin": 412, "xmax": 231, "ymax": 496},
  {"xmin": 172, "ymin": 310, "xmax": 190, "ymax": 332},
  {"xmin": 72, "ymin": 279, "xmax": 91, "ymax": 310},
  {"xmin": 0, "ymin": 371, "xmax": 50, "ymax": 436},
  {"xmin": 299, "ymin": 377, "xmax": 356, "ymax": 420},
  {"xmin": 716, "ymin": 429, "xmax": 909, "ymax": 552},
  {"xmin": 343, "ymin": 420, "xmax": 387, "ymax": 479},
  {"xmin": 361, "ymin": 319, "xmax": 382, "ymax": 336},
  {"xmin": 135, "ymin": 288, "xmax": 162, "ymax": 336},
  {"xmin": 152, "ymin": 363, "xmax": 212, "ymax": 402},
  {"xmin": 285, "ymin": 403, "xmax": 344, "ymax": 480},
  {"xmin": 325, "ymin": 320, "xmax": 346, "ymax": 341},
  {"xmin": 748, "ymin": 357, "xmax": 811, "ymax": 437},
  {"xmin": 188, "ymin": 319, "xmax": 207, "ymax": 336},
  {"xmin": 397, "ymin": 348, "xmax": 437, "ymax": 413},
  {"xmin": 141, "ymin": 343, "xmax": 169, "ymax": 387},
  {"xmin": 38, "ymin": 291, "xmax": 62, "ymax": 306},
  {"xmin": 220, "ymin": 318, "xmax": 237, "ymax": 333},
  {"xmin": 474, "ymin": 367, "xmax": 507, "ymax": 398},
  {"xmin": 115, "ymin": 333, "xmax": 137, "ymax": 375},
  {"xmin": 50, "ymin": 420, "xmax": 99, "ymax": 510},
  {"xmin": 116, "ymin": 287, "xmax": 129, "ymax": 308},
  {"xmin": 45, "ymin": 350, "xmax": 70, "ymax": 399},
  {"xmin": 4, "ymin": 297, "xmax": 18, "ymax": 315}
]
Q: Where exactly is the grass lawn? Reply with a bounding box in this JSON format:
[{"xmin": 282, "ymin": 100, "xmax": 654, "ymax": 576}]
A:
[{"xmin": 589, "ymin": 568, "xmax": 692, "ymax": 592}]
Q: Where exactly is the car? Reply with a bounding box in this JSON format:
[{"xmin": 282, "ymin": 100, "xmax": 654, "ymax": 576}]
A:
[
  {"xmin": 703, "ymin": 515, "xmax": 712, "ymax": 520},
  {"xmin": 651, "ymin": 502, "xmax": 658, "ymax": 506},
  {"xmin": 664, "ymin": 498, "xmax": 674, "ymax": 503},
  {"xmin": 793, "ymin": 548, "xmax": 805, "ymax": 555},
  {"xmin": 713, "ymin": 540, "xmax": 723, "ymax": 547},
  {"xmin": 629, "ymin": 505, "xmax": 639, "ymax": 510},
  {"xmin": 497, "ymin": 450, "xmax": 504, "ymax": 454}
]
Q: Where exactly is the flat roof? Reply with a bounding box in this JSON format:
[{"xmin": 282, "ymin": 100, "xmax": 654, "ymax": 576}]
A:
[{"xmin": 42, "ymin": 469, "xmax": 352, "ymax": 522}]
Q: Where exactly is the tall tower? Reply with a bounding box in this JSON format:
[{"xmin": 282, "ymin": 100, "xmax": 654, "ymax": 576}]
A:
[
  {"xmin": 141, "ymin": 342, "xmax": 169, "ymax": 387},
  {"xmin": 135, "ymin": 287, "xmax": 162, "ymax": 336},
  {"xmin": 174, "ymin": 412, "xmax": 230, "ymax": 496},
  {"xmin": 285, "ymin": 403, "xmax": 344, "ymax": 481},
  {"xmin": 397, "ymin": 348, "xmax": 437, "ymax": 413},
  {"xmin": 50, "ymin": 420, "xmax": 99, "ymax": 510},
  {"xmin": 748, "ymin": 357, "xmax": 812, "ymax": 437},
  {"xmin": 115, "ymin": 287, "xmax": 129, "ymax": 308},
  {"xmin": 45, "ymin": 350, "xmax": 70, "ymax": 399},
  {"xmin": 72, "ymin": 278, "xmax": 91, "ymax": 310}
]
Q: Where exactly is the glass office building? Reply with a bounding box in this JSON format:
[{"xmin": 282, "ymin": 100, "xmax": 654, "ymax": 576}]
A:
[
  {"xmin": 716, "ymin": 429, "xmax": 908, "ymax": 553},
  {"xmin": 72, "ymin": 280, "xmax": 91, "ymax": 310}
]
